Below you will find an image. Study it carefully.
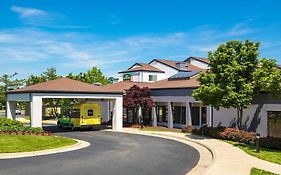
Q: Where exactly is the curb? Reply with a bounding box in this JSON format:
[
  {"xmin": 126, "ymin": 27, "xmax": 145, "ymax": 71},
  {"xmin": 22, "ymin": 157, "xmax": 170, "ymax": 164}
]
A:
[
  {"xmin": 113, "ymin": 129, "xmax": 215, "ymax": 175},
  {"xmin": 0, "ymin": 138, "xmax": 90, "ymax": 159},
  {"xmin": 152, "ymin": 132, "xmax": 217, "ymax": 171}
]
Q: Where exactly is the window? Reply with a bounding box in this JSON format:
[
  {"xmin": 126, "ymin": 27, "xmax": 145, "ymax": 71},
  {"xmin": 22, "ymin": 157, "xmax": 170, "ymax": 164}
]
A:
[
  {"xmin": 157, "ymin": 106, "xmax": 167, "ymax": 122},
  {"xmin": 173, "ymin": 106, "xmax": 186, "ymax": 124},
  {"xmin": 149, "ymin": 75, "xmax": 157, "ymax": 81},
  {"xmin": 88, "ymin": 109, "xmax": 94, "ymax": 116},
  {"xmin": 268, "ymin": 111, "xmax": 281, "ymax": 138}
]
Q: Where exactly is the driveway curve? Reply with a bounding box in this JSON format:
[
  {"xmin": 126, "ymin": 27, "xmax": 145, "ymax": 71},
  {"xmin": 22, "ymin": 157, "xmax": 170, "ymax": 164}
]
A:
[{"xmin": 0, "ymin": 127, "xmax": 200, "ymax": 175}]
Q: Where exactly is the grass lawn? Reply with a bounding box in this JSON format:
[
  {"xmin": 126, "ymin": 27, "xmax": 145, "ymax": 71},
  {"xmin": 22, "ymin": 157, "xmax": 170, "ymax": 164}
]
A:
[
  {"xmin": 139, "ymin": 126, "xmax": 183, "ymax": 133},
  {"xmin": 224, "ymin": 140, "xmax": 281, "ymax": 165},
  {"xmin": 250, "ymin": 168, "xmax": 278, "ymax": 175},
  {"xmin": 0, "ymin": 135, "xmax": 77, "ymax": 153}
]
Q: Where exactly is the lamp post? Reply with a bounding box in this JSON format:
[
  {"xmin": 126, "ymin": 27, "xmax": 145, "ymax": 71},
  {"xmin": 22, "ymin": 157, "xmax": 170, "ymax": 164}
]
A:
[{"xmin": 256, "ymin": 133, "xmax": 260, "ymax": 153}]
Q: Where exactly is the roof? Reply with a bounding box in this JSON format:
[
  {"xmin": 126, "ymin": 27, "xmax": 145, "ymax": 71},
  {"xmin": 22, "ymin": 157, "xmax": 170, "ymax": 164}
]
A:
[
  {"xmin": 148, "ymin": 75, "xmax": 200, "ymax": 89},
  {"xmin": 184, "ymin": 56, "xmax": 210, "ymax": 64},
  {"xmin": 101, "ymin": 81, "xmax": 151, "ymax": 92},
  {"xmin": 168, "ymin": 71, "xmax": 199, "ymax": 80},
  {"xmin": 150, "ymin": 59, "xmax": 204, "ymax": 71},
  {"xmin": 118, "ymin": 63, "xmax": 164, "ymax": 73},
  {"xmin": 8, "ymin": 77, "xmax": 123, "ymax": 94}
]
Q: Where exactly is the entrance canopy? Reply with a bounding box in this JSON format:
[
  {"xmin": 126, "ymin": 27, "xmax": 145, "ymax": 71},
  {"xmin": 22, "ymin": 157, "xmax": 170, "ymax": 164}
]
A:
[{"xmin": 6, "ymin": 78, "xmax": 124, "ymax": 130}]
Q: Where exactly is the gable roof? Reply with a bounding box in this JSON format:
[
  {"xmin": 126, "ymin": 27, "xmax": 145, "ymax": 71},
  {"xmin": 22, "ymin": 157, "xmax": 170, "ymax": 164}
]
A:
[
  {"xmin": 184, "ymin": 56, "xmax": 210, "ymax": 64},
  {"xmin": 8, "ymin": 77, "xmax": 123, "ymax": 94},
  {"xmin": 149, "ymin": 59, "xmax": 204, "ymax": 71},
  {"xmin": 101, "ymin": 81, "xmax": 151, "ymax": 92},
  {"xmin": 118, "ymin": 63, "xmax": 164, "ymax": 73},
  {"xmin": 148, "ymin": 75, "xmax": 200, "ymax": 89}
]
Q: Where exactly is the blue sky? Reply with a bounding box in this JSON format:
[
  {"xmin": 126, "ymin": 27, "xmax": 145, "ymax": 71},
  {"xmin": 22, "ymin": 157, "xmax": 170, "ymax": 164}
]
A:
[{"xmin": 1, "ymin": 0, "xmax": 281, "ymax": 78}]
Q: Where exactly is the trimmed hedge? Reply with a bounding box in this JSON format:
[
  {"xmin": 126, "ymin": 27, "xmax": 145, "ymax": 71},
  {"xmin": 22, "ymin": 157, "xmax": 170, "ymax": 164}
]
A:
[
  {"xmin": 0, "ymin": 118, "xmax": 52, "ymax": 136},
  {"xmin": 182, "ymin": 125, "xmax": 281, "ymax": 150},
  {"xmin": 0, "ymin": 118, "xmax": 23, "ymax": 127}
]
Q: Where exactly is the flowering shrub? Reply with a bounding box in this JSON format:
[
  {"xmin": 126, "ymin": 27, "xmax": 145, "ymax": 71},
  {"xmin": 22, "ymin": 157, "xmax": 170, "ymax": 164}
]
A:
[
  {"xmin": 186, "ymin": 126, "xmax": 281, "ymax": 150},
  {"xmin": 217, "ymin": 128, "xmax": 256, "ymax": 145},
  {"xmin": 181, "ymin": 125, "xmax": 193, "ymax": 133}
]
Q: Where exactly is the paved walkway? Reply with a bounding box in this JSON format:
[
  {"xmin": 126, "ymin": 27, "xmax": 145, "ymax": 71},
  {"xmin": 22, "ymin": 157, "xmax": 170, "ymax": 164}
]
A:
[{"xmin": 121, "ymin": 128, "xmax": 281, "ymax": 175}]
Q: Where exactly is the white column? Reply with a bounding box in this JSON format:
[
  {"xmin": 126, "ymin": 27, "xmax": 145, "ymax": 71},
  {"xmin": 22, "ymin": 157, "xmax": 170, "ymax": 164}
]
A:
[
  {"xmin": 206, "ymin": 105, "xmax": 212, "ymax": 127},
  {"xmin": 112, "ymin": 96, "xmax": 123, "ymax": 131},
  {"xmin": 151, "ymin": 106, "xmax": 157, "ymax": 127},
  {"xmin": 30, "ymin": 95, "xmax": 42, "ymax": 128},
  {"xmin": 185, "ymin": 102, "xmax": 192, "ymax": 126},
  {"xmin": 199, "ymin": 106, "xmax": 202, "ymax": 126},
  {"xmin": 167, "ymin": 102, "xmax": 173, "ymax": 128},
  {"xmin": 6, "ymin": 101, "xmax": 16, "ymax": 120}
]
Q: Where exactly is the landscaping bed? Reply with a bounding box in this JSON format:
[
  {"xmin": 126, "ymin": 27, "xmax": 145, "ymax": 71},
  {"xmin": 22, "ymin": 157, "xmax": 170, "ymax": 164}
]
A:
[
  {"xmin": 182, "ymin": 125, "xmax": 281, "ymax": 165},
  {"xmin": 0, "ymin": 135, "xmax": 77, "ymax": 153},
  {"xmin": 0, "ymin": 118, "xmax": 77, "ymax": 153}
]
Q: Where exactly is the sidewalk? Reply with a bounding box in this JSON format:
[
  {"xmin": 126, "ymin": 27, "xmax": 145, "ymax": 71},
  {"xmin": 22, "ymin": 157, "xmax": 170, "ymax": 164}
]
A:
[
  {"xmin": 120, "ymin": 128, "xmax": 281, "ymax": 175},
  {"xmin": 16, "ymin": 117, "xmax": 57, "ymax": 125}
]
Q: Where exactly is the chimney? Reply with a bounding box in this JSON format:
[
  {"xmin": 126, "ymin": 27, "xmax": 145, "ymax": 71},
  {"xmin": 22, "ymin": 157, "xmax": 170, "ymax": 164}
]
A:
[{"xmin": 176, "ymin": 62, "xmax": 186, "ymax": 70}]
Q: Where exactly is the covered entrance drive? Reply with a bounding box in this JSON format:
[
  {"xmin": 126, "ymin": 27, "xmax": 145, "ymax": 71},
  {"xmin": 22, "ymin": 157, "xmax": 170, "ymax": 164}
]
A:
[{"xmin": 6, "ymin": 78, "xmax": 123, "ymax": 130}]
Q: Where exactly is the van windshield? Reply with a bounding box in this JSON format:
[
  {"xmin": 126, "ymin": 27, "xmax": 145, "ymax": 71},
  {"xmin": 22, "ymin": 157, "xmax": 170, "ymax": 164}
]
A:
[{"xmin": 70, "ymin": 109, "xmax": 80, "ymax": 118}]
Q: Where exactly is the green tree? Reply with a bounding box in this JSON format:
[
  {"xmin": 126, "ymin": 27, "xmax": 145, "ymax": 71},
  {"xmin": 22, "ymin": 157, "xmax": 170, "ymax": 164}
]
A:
[
  {"xmin": 25, "ymin": 67, "xmax": 62, "ymax": 118},
  {"xmin": 26, "ymin": 67, "xmax": 59, "ymax": 85},
  {"xmin": 193, "ymin": 40, "xmax": 260, "ymax": 129},
  {"xmin": 254, "ymin": 58, "xmax": 281, "ymax": 99},
  {"xmin": 0, "ymin": 73, "xmax": 24, "ymax": 109},
  {"xmin": 67, "ymin": 67, "xmax": 108, "ymax": 85}
]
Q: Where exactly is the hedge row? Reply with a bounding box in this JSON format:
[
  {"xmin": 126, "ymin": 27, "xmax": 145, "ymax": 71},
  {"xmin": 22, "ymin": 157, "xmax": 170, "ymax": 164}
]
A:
[
  {"xmin": 0, "ymin": 118, "xmax": 23, "ymax": 127},
  {"xmin": 0, "ymin": 118, "xmax": 52, "ymax": 136},
  {"xmin": 182, "ymin": 125, "xmax": 281, "ymax": 150}
]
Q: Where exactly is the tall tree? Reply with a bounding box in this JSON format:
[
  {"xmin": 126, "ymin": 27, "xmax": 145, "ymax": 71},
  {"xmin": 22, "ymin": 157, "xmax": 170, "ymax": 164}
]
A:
[
  {"xmin": 67, "ymin": 67, "xmax": 108, "ymax": 85},
  {"xmin": 25, "ymin": 67, "xmax": 62, "ymax": 118},
  {"xmin": 193, "ymin": 40, "xmax": 260, "ymax": 129},
  {"xmin": 0, "ymin": 73, "xmax": 24, "ymax": 108},
  {"xmin": 25, "ymin": 67, "xmax": 59, "ymax": 86},
  {"xmin": 123, "ymin": 85, "xmax": 154, "ymax": 125},
  {"xmin": 254, "ymin": 58, "xmax": 281, "ymax": 99}
]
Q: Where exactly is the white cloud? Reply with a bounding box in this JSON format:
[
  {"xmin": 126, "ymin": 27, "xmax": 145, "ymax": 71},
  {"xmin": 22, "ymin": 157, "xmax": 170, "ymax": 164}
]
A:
[
  {"xmin": 0, "ymin": 18, "xmax": 279, "ymax": 77},
  {"xmin": 11, "ymin": 6, "xmax": 47, "ymax": 18},
  {"xmin": 10, "ymin": 6, "xmax": 87, "ymax": 29}
]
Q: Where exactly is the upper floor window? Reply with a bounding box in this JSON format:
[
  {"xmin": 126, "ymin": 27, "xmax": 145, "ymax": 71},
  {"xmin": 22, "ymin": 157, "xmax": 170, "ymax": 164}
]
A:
[{"xmin": 149, "ymin": 75, "xmax": 157, "ymax": 81}]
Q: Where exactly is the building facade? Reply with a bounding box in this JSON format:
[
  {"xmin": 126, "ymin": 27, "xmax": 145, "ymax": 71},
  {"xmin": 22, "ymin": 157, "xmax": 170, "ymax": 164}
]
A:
[{"xmin": 105, "ymin": 56, "xmax": 281, "ymax": 137}]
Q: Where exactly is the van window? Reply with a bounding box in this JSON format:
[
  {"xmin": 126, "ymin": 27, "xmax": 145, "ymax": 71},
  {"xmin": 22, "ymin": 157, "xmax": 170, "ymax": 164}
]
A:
[{"xmin": 88, "ymin": 109, "xmax": 94, "ymax": 116}]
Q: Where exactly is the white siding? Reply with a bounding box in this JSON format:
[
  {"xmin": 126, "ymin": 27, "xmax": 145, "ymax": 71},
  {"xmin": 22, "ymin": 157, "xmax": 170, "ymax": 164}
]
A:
[
  {"xmin": 189, "ymin": 59, "xmax": 209, "ymax": 69},
  {"xmin": 149, "ymin": 61, "xmax": 178, "ymax": 78},
  {"xmin": 142, "ymin": 72, "xmax": 165, "ymax": 82}
]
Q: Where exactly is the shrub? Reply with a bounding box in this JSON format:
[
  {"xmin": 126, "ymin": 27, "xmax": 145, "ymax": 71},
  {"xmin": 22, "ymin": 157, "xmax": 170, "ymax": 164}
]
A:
[
  {"xmin": 182, "ymin": 125, "xmax": 193, "ymax": 133},
  {"xmin": 217, "ymin": 128, "xmax": 256, "ymax": 145},
  {"xmin": 193, "ymin": 126, "xmax": 281, "ymax": 150},
  {"xmin": 0, "ymin": 118, "xmax": 23, "ymax": 127},
  {"xmin": 260, "ymin": 137, "xmax": 281, "ymax": 150},
  {"xmin": 0, "ymin": 118, "xmax": 50, "ymax": 136}
]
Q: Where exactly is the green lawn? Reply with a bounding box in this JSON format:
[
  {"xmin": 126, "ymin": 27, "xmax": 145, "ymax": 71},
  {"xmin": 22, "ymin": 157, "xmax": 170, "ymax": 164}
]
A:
[
  {"xmin": 0, "ymin": 135, "xmax": 77, "ymax": 153},
  {"xmin": 224, "ymin": 140, "xmax": 281, "ymax": 165},
  {"xmin": 250, "ymin": 168, "xmax": 278, "ymax": 175}
]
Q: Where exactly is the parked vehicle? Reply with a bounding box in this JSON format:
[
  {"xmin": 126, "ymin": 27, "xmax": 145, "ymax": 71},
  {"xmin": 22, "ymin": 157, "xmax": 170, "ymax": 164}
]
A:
[
  {"xmin": 57, "ymin": 103, "xmax": 102, "ymax": 130},
  {"xmin": 15, "ymin": 109, "xmax": 21, "ymax": 115}
]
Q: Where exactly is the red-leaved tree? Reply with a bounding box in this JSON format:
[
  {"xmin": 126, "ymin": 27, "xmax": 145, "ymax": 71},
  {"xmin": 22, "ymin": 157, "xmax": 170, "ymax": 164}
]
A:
[{"xmin": 123, "ymin": 85, "xmax": 154, "ymax": 125}]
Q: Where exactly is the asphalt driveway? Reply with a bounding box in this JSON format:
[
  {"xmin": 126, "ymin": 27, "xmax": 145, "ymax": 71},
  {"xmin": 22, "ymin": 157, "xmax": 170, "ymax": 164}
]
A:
[{"xmin": 0, "ymin": 126, "xmax": 200, "ymax": 175}]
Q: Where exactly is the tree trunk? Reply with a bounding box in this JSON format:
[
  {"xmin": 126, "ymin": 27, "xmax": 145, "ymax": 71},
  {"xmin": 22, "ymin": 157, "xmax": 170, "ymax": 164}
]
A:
[{"xmin": 237, "ymin": 107, "xmax": 243, "ymax": 129}]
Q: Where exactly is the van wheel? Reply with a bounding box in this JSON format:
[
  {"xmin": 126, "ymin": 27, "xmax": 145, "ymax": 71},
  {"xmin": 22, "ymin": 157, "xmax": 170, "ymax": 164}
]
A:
[{"xmin": 57, "ymin": 122, "xmax": 62, "ymax": 129}]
